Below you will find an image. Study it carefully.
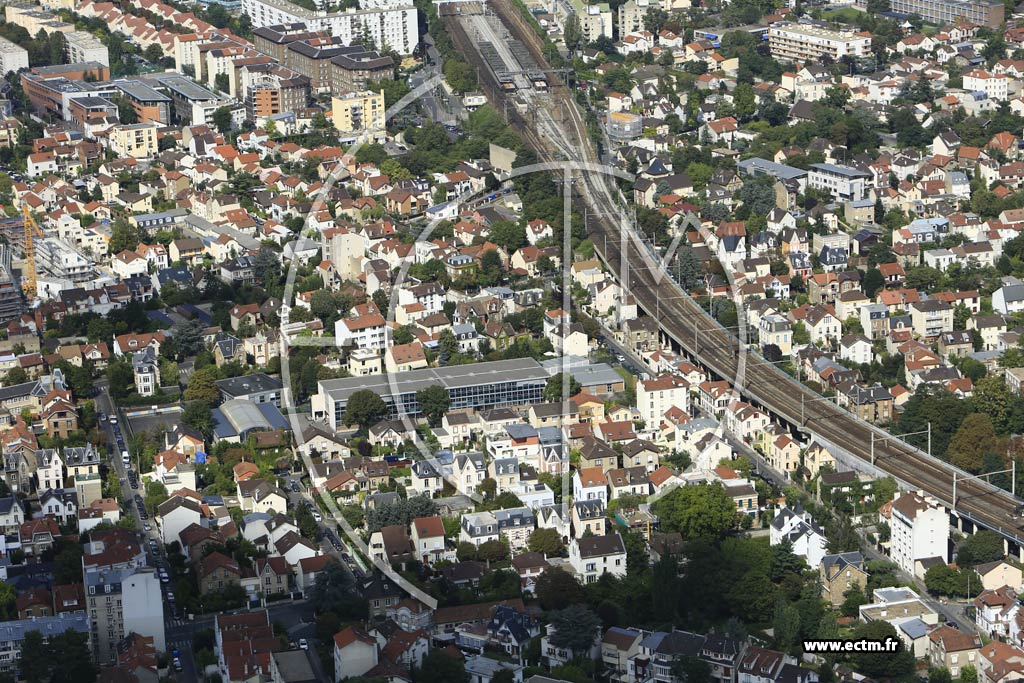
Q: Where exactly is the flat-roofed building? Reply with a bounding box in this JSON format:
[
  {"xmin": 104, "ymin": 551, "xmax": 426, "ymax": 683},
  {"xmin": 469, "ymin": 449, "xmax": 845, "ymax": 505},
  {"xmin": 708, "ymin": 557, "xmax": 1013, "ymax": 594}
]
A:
[
  {"xmin": 331, "ymin": 89, "xmax": 384, "ymax": 136},
  {"xmin": 768, "ymin": 21, "xmax": 872, "ymax": 62},
  {"xmin": 110, "ymin": 79, "xmax": 172, "ymax": 124},
  {"xmin": 736, "ymin": 157, "xmax": 809, "ymax": 191},
  {"xmin": 238, "ymin": 62, "xmax": 310, "ymax": 120},
  {"xmin": 878, "ymin": 0, "xmax": 1002, "ymax": 26},
  {"xmin": 152, "ymin": 73, "xmax": 225, "ymax": 125},
  {"xmin": 64, "ymin": 30, "xmax": 109, "ymax": 66},
  {"xmin": 808, "ymin": 162, "xmax": 871, "ymax": 202},
  {"xmin": 240, "ymin": 0, "xmax": 419, "ymax": 55},
  {"xmin": 0, "ymin": 35, "xmax": 28, "ymax": 75},
  {"xmin": 66, "ymin": 94, "xmax": 118, "ymax": 128},
  {"xmin": 109, "ymin": 122, "xmax": 159, "ymax": 159},
  {"xmin": 314, "ymin": 357, "xmax": 549, "ymax": 428}
]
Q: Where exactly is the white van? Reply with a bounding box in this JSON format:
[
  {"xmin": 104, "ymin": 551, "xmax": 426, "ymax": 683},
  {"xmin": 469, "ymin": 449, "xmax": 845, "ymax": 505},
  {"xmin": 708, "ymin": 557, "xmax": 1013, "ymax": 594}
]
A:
[{"xmin": 121, "ymin": 450, "xmax": 130, "ymax": 466}]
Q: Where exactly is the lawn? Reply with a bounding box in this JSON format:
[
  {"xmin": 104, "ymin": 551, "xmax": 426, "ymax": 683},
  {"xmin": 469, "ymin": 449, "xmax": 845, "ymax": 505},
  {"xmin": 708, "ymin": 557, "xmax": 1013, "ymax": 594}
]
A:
[{"xmin": 820, "ymin": 6, "xmax": 862, "ymax": 23}]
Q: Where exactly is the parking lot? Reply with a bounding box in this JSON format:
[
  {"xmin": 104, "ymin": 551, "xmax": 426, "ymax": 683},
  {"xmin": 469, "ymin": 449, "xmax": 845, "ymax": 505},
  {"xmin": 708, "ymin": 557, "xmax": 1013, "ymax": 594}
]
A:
[{"xmin": 125, "ymin": 406, "xmax": 185, "ymax": 440}]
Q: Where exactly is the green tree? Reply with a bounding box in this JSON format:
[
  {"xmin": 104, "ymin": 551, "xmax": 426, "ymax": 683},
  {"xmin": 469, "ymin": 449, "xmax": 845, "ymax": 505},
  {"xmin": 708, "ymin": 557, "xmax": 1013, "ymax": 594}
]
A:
[
  {"xmin": 0, "ymin": 580, "xmax": 14, "ymax": 619},
  {"xmin": 897, "ymin": 388, "xmax": 971, "ymax": 458},
  {"xmin": 772, "ymin": 598, "xmax": 801, "ymax": 655},
  {"xmin": 850, "ymin": 621, "xmax": 914, "ymax": 678},
  {"xmin": 171, "ymin": 319, "xmax": 204, "ymax": 359},
  {"xmin": 20, "ymin": 631, "xmax": 49, "ymax": 683},
  {"xmin": 547, "ymin": 605, "xmax": 601, "ymax": 657},
  {"xmin": 929, "ymin": 668, "xmax": 953, "ymax": 683},
  {"xmin": 46, "ymin": 630, "xmax": 96, "ymax": 683},
  {"xmin": 184, "ymin": 367, "xmax": 221, "ymax": 406},
  {"xmin": 442, "ymin": 59, "xmax": 476, "ymax": 93},
  {"xmin": 958, "ymin": 530, "xmax": 1005, "ymax": 566},
  {"xmin": 840, "ymin": 585, "xmax": 868, "ymax": 617},
  {"xmin": 733, "ymin": 82, "xmax": 756, "ymax": 120},
  {"xmin": 112, "ymin": 97, "xmax": 138, "ymax": 125},
  {"xmin": 52, "ymin": 541, "xmax": 84, "ymax": 584},
  {"xmin": 534, "ymin": 567, "xmax": 584, "ymax": 610},
  {"xmin": 675, "ymin": 244, "xmax": 705, "ymax": 292},
  {"xmin": 489, "ymin": 221, "xmax": 527, "ymax": 251},
  {"xmin": 478, "ymin": 477, "xmax": 497, "ymax": 500},
  {"xmin": 962, "ymin": 665, "xmax": 979, "ymax": 683},
  {"xmin": 862, "ymin": 268, "xmax": 884, "ymax": 297},
  {"xmin": 212, "ymin": 106, "xmax": 233, "ymax": 134},
  {"xmin": 527, "ymin": 527, "xmax": 564, "ymax": 555},
  {"xmin": 563, "ymin": 13, "xmax": 583, "ymax": 51},
  {"xmin": 311, "ymin": 563, "xmax": 367, "ymax": 620},
  {"xmin": 143, "ymin": 480, "xmax": 168, "ymax": 516},
  {"xmin": 4, "ymin": 366, "xmax": 27, "ymax": 386},
  {"xmin": 924, "ymin": 564, "xmax": 964, "ymax": 596},
  {"xmin": 478, "ymin": 539, "xmax": 508, "ymax": 562},
  {"xmin": 652, "ymin": 483, "xmax": 736, "ymax": 540},
  {"xmin": 108, "ymin": 218, "xmax": 141, "ymax": 254},
  {"xmin": 970, "ymin": 375, "xmax": 1012, "ymax": 434},
  {"xmin": 343, "ymin": 390, "xmax": 388, "ymax": 429},
  {"xmin": 543, "ymin": 373, "xmax": 582, "ymax": 401},
  {"xmin": 946, "ymin": 413, "xmax": 999, "ymax": 473},
  {"xmin": 418, "ymin": 650, "xmax": 470, "ymax": 683},
  {"xmin": 672, "ymin": 657, "xmax": 712, "ymax": 683},
  {"xmin": 105, "ymin": 361, "xmax": 134, "ymax": 400},
  {"xmin": 182, "ymin": 401, "xmax": 214, "ymax": 440},
  {"xmin": 416, "ymin": 385, "xmax": 450, "ymax": 427},
  {"xmin": 438, "ymin": 328, "xmax": 459, "ymax": 366}
]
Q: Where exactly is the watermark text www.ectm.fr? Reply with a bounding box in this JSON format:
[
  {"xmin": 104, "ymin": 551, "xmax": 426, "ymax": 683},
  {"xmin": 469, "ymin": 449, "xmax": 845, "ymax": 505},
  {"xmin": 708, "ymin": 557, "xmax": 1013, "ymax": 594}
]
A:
[{"xmin": 803, "ymin": 638, "xmax": 901, "ymax": 654}]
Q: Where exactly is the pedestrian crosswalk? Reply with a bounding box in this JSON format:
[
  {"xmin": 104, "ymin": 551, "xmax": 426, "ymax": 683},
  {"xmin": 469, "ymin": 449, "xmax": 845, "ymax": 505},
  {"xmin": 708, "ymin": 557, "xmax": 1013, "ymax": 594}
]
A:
[{"xmin": 166, "ymin": 618, "xmax": 191, "ymax": 629}]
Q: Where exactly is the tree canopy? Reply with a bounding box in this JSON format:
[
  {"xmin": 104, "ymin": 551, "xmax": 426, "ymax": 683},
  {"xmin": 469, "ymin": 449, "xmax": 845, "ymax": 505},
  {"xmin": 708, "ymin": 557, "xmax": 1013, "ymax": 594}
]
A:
[{"xmin": 652, "ymin": 483, "xmax": 736, "ymax": 540}]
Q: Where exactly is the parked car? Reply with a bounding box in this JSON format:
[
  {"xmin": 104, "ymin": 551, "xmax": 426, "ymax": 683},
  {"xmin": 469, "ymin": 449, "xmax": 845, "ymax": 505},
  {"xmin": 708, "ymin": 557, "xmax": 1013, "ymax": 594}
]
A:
[{"xmin": 298, "ymin": 639, "xmax": 308, "ymax": 650}]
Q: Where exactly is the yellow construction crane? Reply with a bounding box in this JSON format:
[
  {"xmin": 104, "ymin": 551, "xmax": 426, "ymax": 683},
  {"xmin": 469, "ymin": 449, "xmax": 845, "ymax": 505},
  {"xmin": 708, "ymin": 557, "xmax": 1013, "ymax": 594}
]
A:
[{"xmin": 21, "ymin": 203, "xmax": 42, "ymax": 299}]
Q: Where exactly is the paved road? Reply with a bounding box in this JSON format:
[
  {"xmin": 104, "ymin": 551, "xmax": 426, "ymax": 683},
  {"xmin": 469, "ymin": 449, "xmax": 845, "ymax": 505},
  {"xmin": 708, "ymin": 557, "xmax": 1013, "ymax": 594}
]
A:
[
  {"xmin": 410, "ymin": 35, "xmax": 467, "ymax": 126},
  {"xmin": 95, "ymin": 385, "xmax": 192, "ymax": 673}
]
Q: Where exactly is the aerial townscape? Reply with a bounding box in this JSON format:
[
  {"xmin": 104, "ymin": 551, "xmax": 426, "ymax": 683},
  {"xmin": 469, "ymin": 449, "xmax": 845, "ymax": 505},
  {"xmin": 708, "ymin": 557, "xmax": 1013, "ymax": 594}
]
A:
[{"xmin": 8, "ymin": 0, "xmax": 1024, "ymax": 679}]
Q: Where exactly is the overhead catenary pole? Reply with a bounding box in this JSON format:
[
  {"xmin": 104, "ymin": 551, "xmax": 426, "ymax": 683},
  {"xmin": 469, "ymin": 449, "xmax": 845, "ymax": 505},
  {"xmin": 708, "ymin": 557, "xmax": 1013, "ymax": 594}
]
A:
[{"xmin": 870, "ymin": 424, "xmax": 931, "ymax": 466}]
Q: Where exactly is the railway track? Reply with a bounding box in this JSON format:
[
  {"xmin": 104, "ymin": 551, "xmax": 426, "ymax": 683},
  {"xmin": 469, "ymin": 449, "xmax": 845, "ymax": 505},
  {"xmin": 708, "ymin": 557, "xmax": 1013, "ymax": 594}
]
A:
[
  {"xmin": 441, "ymin": 0, "xmax": 1024, "ymax": 548},
  {"xmin": 594, "ymin": 215, "xmax": 1024, "ymax": 547}
]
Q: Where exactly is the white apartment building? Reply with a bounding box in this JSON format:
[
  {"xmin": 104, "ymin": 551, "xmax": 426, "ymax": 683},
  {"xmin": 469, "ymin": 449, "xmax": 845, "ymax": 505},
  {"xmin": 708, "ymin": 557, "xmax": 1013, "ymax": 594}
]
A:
[
  {"xmin": 64, "ymin": 30, "xmax": 109, "ymax": 66},
  {"xmin": 565, "ymin": 0, "xmax": 613, "ymax": 42},
  {"xmin": 240, "ymin": 0, "xmax": 419, "ymax": 55},
  {"xmin": 807, "ymin": 163, "xmax": 872, "ymax": 202},
  {"xmin": 636, "ymin": 374, "xmax": 690, "ymax": 426},
  {"xmin": 890, "ymin": 492, "xmax": 949, "ymax": 576},
  {"xmin": 334, "ymin": 310, "xmax": 389, "ymax": 350},
  {"xmin": 768, "ymin": 22, "xmax": 872, "ymax": 62},
  {"xmin": 617, "ymin": 0, "xmax": 650, "ymax": 36},
  {"xmin": 0, "ymin": 36, "xmax": 28, "ymax": 75},
  {"xmin": 963, "ymin": 69, "xmax": 1010, "ymax": 101}
]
